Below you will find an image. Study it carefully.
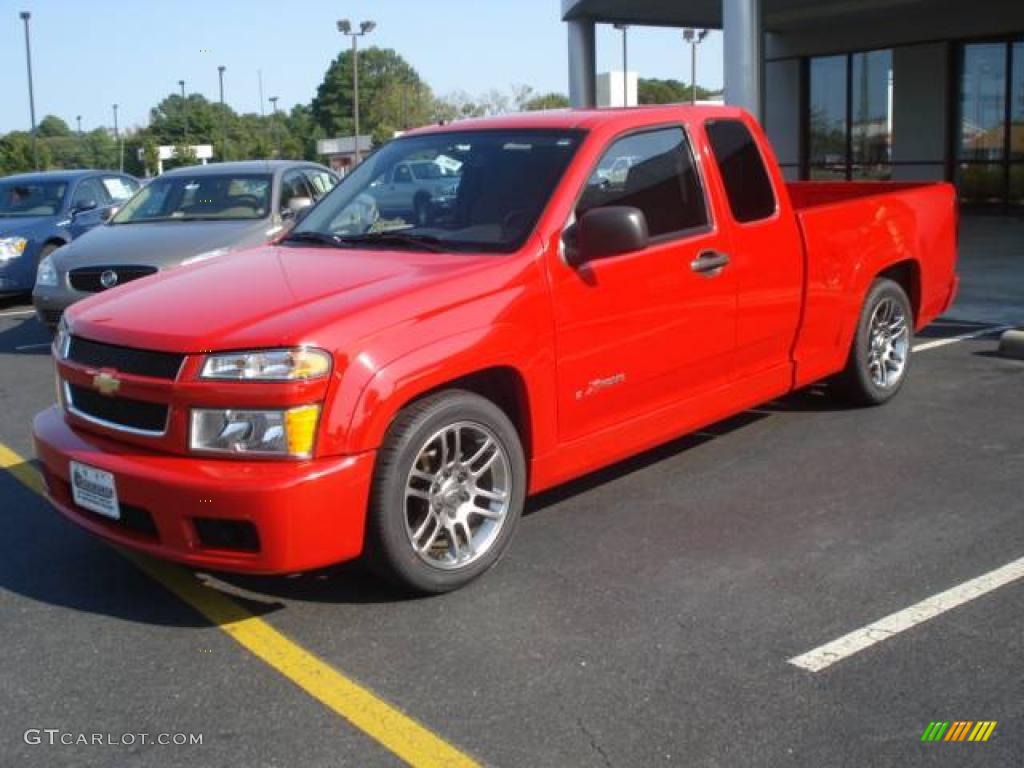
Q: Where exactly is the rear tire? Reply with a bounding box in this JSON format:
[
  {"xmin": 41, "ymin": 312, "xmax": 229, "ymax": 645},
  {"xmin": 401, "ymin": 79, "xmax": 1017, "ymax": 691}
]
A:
[
  {"xmin": 366, "ymin": 390, "xmax": 526, "ymax": 594},
  {"xmin": 832, "ymin": 278, "xmax": 913, "ymax": 406}
]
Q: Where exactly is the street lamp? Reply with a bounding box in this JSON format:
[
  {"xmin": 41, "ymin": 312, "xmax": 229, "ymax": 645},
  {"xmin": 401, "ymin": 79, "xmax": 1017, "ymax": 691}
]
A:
[
  {"xmin": 113, "ymin": 103, "xmax": 123, "ymax": 172},
  {"xmin": 269, "ymin": 96, "xmax": 280, "ymax": 157},
  {"xmin": 612, "ymin": 23, "xmax": 629, "ymax": 107},
  {"xmin": 218, "ymin": 65, "xmax": 227, "ymax": 160},
  {"xmin": 76, "ymin": 115, "xmax": 82, "ymax": 136},
  {"xmin": 337, "ymin": 18, "xmax": 376, "ymax": 165},
  {"xmin": 682, "ymin": 28, "xmax": 710, "ymax": 104},
  {"xmin": 179, "ymin": 79, "xmax": 189, "ymax": 145},
  {"xmin": 19, "ymin": 11, "xmax": 38, "ymax": 169}
]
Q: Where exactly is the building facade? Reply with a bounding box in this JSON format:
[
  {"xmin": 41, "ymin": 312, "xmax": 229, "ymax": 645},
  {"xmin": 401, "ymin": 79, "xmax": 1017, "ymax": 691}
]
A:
[{"xmin": 563, "ymin": 0, "xmax": 1024, "ymax": 209}]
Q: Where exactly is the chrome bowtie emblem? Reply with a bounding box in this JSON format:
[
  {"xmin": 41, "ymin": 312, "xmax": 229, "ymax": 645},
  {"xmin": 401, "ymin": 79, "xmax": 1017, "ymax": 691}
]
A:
[
  {"xmin": 99, "ymin": 269, "xmax": 119, "ymax": 289},
  {"xmin": 92, "ymin": 371, "xmax": 121, "ymax": 396}
]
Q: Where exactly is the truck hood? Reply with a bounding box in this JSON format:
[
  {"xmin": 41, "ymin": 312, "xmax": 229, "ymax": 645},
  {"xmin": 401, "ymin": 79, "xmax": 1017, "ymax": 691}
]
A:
[
  {"xmin": 66, "ymin": 244, "xmax": 492, "ymax": 353},
  {"xmin": 52, "ymin": 219, "xmax": 273, "ymax": 270}
]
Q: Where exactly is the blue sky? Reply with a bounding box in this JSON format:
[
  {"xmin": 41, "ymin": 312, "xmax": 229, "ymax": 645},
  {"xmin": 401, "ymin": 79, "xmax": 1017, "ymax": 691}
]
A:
[{"xmin": 1, "ymin": 0, "xmax": 723, "ymax": 134}]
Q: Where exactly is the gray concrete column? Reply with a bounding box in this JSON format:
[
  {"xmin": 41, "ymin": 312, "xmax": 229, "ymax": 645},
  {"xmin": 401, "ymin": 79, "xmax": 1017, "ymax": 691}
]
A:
[
  {"xmin": 568, "ymin": 18, "xmax": 596, "ymax": 108},
  {"xmin": 723, "ymin": 0, "xmax": 763, "ymax": 119}
]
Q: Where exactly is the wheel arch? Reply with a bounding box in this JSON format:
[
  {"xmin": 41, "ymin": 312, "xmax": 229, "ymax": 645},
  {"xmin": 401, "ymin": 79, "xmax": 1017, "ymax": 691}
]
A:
[{"xmin": 875, "ymin": 259, "xmax": 921, "ymax": 326}]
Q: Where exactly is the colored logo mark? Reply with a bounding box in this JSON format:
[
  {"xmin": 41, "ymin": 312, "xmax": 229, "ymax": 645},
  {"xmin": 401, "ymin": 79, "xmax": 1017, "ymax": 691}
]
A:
[{"xmin": 921, "ymin": 721, "xmax": 997, "ymax": 742}]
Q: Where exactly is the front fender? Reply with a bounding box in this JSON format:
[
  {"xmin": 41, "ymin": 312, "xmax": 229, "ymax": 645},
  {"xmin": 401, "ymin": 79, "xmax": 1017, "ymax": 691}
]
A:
[{"xmin": 323, "ymin": 321, "xmax": 556, "ymax": 459}]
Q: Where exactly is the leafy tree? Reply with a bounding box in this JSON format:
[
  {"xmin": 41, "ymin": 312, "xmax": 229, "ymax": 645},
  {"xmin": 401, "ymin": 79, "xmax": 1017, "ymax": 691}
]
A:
[
  {"xmin": 37, "ymin": 115, "xmax": 72, "ymax": 138},
  {"xmin": 311, "ymin": 47, "xmax": 431, "ymax": 141},
  {"xmin": 638, "ymin": 78, "xmax": 714, "ymax": 105},
  {"xmin": 523, "ymin": 92, "xmax": 570, "ymax": 111}
]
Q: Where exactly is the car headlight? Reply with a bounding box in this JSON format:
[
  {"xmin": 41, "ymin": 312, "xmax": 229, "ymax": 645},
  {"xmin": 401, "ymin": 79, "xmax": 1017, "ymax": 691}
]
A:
[
  {"xmin": 0, "ymin": 237, "xmax": 28, "ymax": 263},
  {"xmin": 180, "ymin": 247, "xmax": 230, "ymax": 267},
  {"xmin": 200, "ymin": 348, "xmax": 331, "ymax": 381},
  {"xmin": 36, "ymin": 253, "xmax": 58, "ymax": 287},
  {"xmin": 190, "ymin": 404, "xmax": 321, "ymax": 458},
  {"xmin": 54, "ymin": 315, "xmax": 71, "ymax": 359}
]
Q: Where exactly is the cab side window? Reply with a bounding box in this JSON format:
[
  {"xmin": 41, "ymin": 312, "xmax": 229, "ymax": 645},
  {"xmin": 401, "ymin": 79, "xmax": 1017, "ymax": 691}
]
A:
[
  {"xmin": 706, "ymin": 119, "xmax": 777, "ymax": 223},
  {"xmin": 279, "ymin": 170, "xmax": 314, "ymax": 211},
  {"xmin": 393, "ymin": 165, "xmax": 413, "ymax": 183},
  {"xmin": 578, "ymin": 127, "xmax": 707, "ymax": 238},
  {"xmin": 71, "ymin": 178, "xmax": 109, "ymax": 208},
  {"xmin": 303, "ymin": 169, "xmax": 338, "ymax": 200}
]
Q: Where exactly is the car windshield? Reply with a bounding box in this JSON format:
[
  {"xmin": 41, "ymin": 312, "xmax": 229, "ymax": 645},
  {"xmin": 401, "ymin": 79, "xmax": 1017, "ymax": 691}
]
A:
[
  {"xmin": 290, "ymin": 129, "xmax": 585, "ymax": 253},
  {"xmin": 0, "ymin": 180, "xmax": 68, "ymax": 216},
  {"xmin": 111, "ymin": 173, "xmax": 272, "ymax": 223}
]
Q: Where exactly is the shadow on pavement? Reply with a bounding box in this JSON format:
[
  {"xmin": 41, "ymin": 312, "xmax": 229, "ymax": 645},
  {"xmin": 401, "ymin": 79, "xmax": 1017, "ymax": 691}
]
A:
[{"xmin": 0, "ymin": 314, "xmax": 51, "ymax": 356}]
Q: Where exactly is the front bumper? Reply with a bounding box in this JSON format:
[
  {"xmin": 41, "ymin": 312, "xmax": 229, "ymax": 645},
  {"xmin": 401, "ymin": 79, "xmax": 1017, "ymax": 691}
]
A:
[
  {"xmin": 33, "ymin": 406, "xmax": 375, "ymax": 574},
  {"xmin": 32, "ymin": 284, "xmax": 85, "ymax": 328}
]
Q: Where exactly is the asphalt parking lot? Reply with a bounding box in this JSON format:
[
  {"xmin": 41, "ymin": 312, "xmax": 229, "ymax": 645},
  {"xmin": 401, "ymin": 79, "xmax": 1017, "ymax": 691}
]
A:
[{"xmin": 1, "ymin": 288, "xmax": 1022, "ymax": 766}]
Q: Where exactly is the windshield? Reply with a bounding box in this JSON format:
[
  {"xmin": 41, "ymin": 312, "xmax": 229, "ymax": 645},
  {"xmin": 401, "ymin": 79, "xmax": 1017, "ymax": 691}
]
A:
[
  {"xmin": 0, "ymin": 180, "xmax": 68, "ymax": 217},
  {"xmin": 112, "ymin": 173, "xmax": 272, "ymax": 223},
  {"xmin": 292, "ymin": 129, "xmax": 584, "ymax": 253}
]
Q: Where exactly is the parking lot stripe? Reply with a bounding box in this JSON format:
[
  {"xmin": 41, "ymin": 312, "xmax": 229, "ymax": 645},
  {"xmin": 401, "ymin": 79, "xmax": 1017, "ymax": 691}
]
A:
[
  {"xmin": 913, "ymin": 324, "xmax": 1012, "ymax": 353},
  {"xmin": 0, "ymin": 309, "xmax": 36, "ymax": 319},
  {"xmin": 0, "ymin": 443, "xmax": 481, "ymax": 768},
  {"xmin": 788, "ymin": 556, "xmax": 1024, "ymax": 672}
]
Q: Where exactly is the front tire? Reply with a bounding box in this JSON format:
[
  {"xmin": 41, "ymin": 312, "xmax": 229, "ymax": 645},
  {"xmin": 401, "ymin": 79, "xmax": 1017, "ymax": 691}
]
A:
[
  {"xmin": 367, "ymin": 390, "xmax": 526, "ymax": 593},
  {"xmin": 832, "ymin": 278, "xmax": 913, "ymax": 406}
]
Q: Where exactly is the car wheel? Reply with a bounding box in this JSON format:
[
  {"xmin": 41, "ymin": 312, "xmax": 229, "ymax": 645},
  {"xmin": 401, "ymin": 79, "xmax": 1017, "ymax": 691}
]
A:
[
  {"xmin": 367, "ymin": 390, "xmax": 526, "ymax": 593},
  {"xmin": 832, "ymin": 278, "xmax": 913, "ymax": 406}
]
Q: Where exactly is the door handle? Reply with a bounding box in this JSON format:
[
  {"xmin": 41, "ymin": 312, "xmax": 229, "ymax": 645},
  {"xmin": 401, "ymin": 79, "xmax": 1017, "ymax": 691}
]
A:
[{"xmin": 690, "ymin": 250, "xmax": 730, "ymax": 274}]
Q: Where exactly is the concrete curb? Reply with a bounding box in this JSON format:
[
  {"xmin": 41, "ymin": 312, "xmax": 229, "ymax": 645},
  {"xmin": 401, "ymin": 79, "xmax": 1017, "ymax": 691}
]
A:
[{"xmin": 998, "ymin": 329, "xmax": 1024, "ymax": 360}]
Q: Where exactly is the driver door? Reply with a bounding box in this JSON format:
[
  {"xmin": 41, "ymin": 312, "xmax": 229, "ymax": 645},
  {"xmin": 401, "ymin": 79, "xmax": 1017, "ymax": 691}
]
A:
[{"xmin": 550, "ymin": 125, "xmax": 737, "ymax": 442}]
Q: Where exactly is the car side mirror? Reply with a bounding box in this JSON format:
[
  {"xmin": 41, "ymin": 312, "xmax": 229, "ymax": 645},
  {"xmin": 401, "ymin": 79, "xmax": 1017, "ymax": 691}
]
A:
[
  {"xmin": 282, "ymin": 197, "xmax": 314, "ymax": 220},
  {"xmin": 71, "ymin": 199, "xmax": 98, "ymax": 216},
  {"xmin": 100, "ymin": 206, "xmax": 119, "ymax": 222},
  {"xmin": 567, "ymin": 206, "xmax": 649, "ymax": 266}
]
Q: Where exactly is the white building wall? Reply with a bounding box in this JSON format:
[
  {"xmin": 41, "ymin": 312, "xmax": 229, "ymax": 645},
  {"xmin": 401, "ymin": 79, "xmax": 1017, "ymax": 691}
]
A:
[{"xmin": 596, "ymin": 71, "xmax": 639, "ymax": 107}]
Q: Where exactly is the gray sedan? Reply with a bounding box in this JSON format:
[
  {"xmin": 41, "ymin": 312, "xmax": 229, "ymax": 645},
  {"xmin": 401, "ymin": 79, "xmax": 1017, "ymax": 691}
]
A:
[{"xmin": 33, "ymin": 160, "xmax": 338, "ymax": 327}]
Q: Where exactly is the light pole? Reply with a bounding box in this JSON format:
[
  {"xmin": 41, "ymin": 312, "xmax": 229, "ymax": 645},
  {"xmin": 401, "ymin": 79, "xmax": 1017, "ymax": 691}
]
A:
[
  {"xmin": 682, "ymin": 28, "xmax": 710, "ymax": 104},
  {"xmin": 218, "ymin": 65, "xmax": 227, "ymax": 160},
  {"xmin": 76, "ymin": 115, "xmax": 82, "ymax": 135},
  {"xmin": 613, "ymin": 23, "xmax": 629, "ymax": 107},
  {"xmin": 179, "ymin": 79, "xmax": 189, "ymax": 146},
  {"xmin": 20, "ymin": 11, "xmax": 38, "ymax": 169},
  {"xmin": 113, "ymin": 103, "xmax": 123, "ymax": 172},
  {"xmin": 337, "ymin": 19, "xmax": 376, "ymax": 165},
  {"xmin": 269, "ymin": 96, "xmax": 280, "ymax": 157}
]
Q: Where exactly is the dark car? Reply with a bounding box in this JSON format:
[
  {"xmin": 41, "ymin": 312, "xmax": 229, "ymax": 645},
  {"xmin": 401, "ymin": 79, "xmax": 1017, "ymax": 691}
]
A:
[
  {"xmin": 0, "ymin": 170, "xmax": 140, "ymax": 296},
  {"xmin": 32, "ymin": 160, "xmax": 338, "ymax": 326}
]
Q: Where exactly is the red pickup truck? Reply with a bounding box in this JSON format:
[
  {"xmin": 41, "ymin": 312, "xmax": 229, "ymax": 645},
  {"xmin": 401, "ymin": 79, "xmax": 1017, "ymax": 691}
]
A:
[{"xmin": 33, "ymin": 106, "xmax": 958, "ymax": 593}]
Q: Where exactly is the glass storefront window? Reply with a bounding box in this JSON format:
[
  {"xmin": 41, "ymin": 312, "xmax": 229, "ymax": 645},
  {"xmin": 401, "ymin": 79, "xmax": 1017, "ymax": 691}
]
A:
[
  {"xmin": 807, "ymin": 50, "xmax": 892, "ymax": 180},
  {"xmin": 959, "ymin": 44, "xmax": 1007, "ymax": 162},
  {"xmin": 809, "ymin": 55, "xmax": 848, "ymax": 176},
  {"xmin": 957, "ymin": 163, "xmax": 1006, "ymax": 205},
  {"xmin": 851, "ymin": 50, "xmax": 893, "ymax": 180},
  {"xmin": 1012, "ymin": 42, "xmax": 1024, "ymax": 160}
]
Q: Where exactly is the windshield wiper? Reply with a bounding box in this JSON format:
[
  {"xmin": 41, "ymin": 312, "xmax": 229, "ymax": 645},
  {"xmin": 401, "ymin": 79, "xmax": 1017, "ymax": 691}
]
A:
[
  {"xmin": 335, "ymin": 231, "xmax": 449, "ymax": 253},
  {"xmin": 281, "ymin": 231, "xmax": 349, "ymax": 248}
]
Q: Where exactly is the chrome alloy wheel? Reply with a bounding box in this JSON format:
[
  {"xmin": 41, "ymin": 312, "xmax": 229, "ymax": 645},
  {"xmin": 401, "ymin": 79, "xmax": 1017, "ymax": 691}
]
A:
[
  {"xmin": 867, "ymin": 297, "xmax": 909, "ymax": 389},
  {"xmin": 403, "ymin": 421, "xmax": 512, "ymax": 570}
]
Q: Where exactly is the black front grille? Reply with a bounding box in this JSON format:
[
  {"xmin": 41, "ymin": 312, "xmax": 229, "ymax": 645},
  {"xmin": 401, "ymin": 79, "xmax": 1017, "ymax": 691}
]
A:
[
  {"xmin": 69, "ymin": 265, "xmax": 157, "ymax": 293},
  {"xmin": 67, "ymin": 383, "xmax": 169, "ymax": 433},
  {"xmin": 68, "ymin": 337, "xmax": 184, "ymax": 380}
]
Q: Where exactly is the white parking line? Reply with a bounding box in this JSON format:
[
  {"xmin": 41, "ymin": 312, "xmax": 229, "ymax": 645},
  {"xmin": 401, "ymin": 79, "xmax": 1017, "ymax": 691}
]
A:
[
  {"xmin": 14, "ymin": 342, "xmax": 51, "ymax": 351},
  {"xmin": 0, "ymin": 309, "xmax": 36, "ymax": 319},
  {"xmin": 913, "ymin": 324, "xmax": 1012, "ymax": 352},
  {"xmin": 789, "ymin": 556, "xmax": 1024, "ymax": 672}
]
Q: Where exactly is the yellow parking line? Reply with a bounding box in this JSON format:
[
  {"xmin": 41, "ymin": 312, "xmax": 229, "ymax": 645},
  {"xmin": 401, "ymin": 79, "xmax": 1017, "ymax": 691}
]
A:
[{"xmin": 1, "ymin": 441, "xmax": 480, "ymax": 768}]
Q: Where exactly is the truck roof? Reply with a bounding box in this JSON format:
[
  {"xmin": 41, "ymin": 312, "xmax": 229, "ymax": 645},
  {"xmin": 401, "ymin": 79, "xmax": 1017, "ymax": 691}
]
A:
[{"xmin": 405, "ymin": 104, "xmax": 749, "ymax": 136}]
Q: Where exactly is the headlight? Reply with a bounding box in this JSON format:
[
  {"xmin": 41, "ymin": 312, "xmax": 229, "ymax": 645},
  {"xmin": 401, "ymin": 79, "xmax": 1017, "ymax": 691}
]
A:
[
  {"xmin": 36, "ymin": 253, "xmax": 58, "ymax": 287},
  {"xmin": 0, "ymin": 237, "xmax": 28, "ymax": 263},
  {"xmin": 200, "ymin": 348, "xmax": 331, "ymax": 381},
  {"xmin": 190, "ymin": 404, "xmax": 321, "ymax": 458},
  {"xmin": 54, "ymin": 315, "xmax": 71, "ymax": 359},
  {"xmin": 180, "ymin": 247, "xmax": 229, "ymax": 267}
]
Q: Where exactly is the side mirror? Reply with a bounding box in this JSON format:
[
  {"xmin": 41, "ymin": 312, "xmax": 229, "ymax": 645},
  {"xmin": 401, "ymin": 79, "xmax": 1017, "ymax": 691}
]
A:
[
  {"xmin": 567, "ymin": 206, "xmax": 649, "ymax": 266},
  {"xmin": 282, "ymin": 197, "xmax": 313, "ymax": 220},
  {"xmin": 100, "ymin": 206, "xmax": 118, "ymax": 222},
  {"xmin": 71, "ymin": 199, "xmax": 98, "ymax": 217}
]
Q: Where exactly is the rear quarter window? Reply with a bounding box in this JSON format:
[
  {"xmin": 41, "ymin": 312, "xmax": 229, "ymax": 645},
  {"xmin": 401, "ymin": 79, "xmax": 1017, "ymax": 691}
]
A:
[{"xmin": 706, "ymin": 120, "xmax": 777, "ymax": 223}]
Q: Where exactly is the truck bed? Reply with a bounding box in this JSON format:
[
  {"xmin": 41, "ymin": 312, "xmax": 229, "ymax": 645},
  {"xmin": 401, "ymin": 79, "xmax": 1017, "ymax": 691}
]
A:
[{"xmin": 786, "ymin": 181, "xmax": 940, "ymax": 211}]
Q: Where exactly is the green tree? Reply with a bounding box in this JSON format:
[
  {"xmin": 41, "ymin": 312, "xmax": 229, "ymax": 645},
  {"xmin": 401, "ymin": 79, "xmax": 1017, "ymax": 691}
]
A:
[
  {"xmin": 522, "ymin": 92, "xmax": 570, "ymax": 111},
  {"xmin": 37, "ymin": 115, "xmax": 72, "ymax": 138},
  {"xmin": 311, "ymin": 47, "xmax": 431, "ymax": 141},
  {"xmin": 638, "ymin": 78, "xmax": 713, "ymax": 104}
]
